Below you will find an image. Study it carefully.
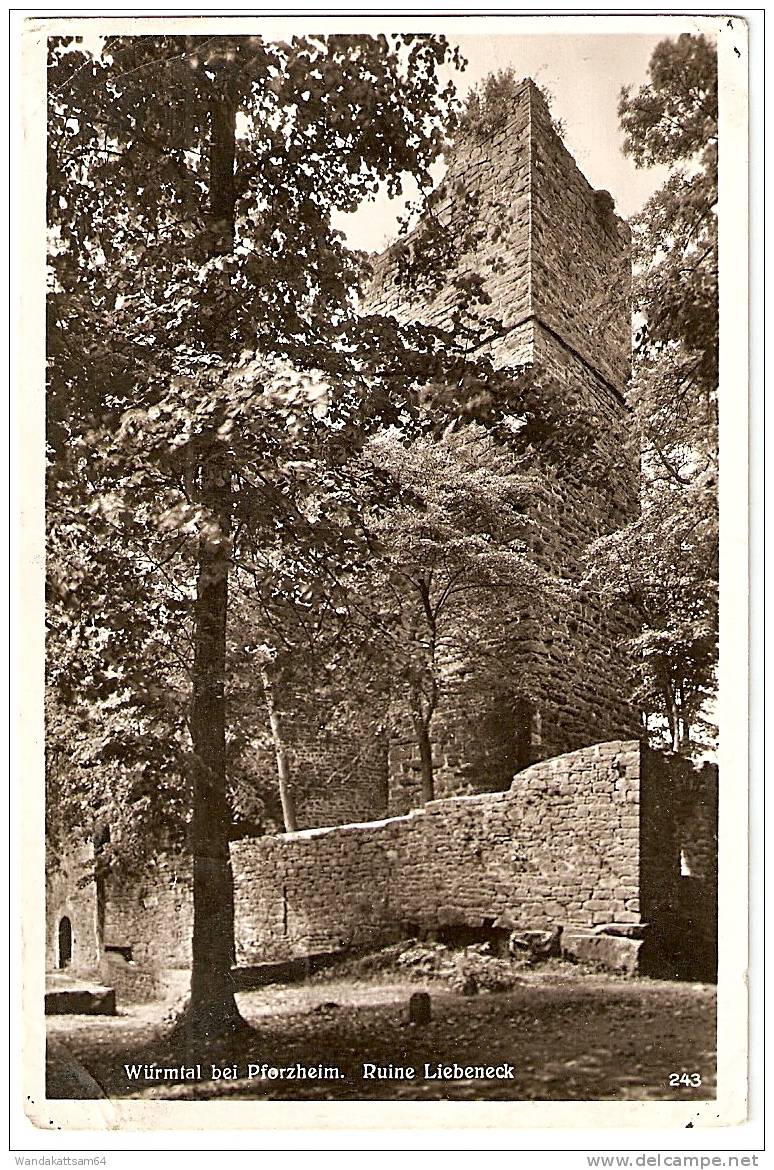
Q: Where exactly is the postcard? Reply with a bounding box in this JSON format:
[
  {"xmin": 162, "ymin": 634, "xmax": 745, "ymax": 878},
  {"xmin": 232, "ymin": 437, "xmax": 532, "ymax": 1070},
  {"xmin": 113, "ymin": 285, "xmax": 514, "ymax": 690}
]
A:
[{"xmin": 14, "ymin": 9, "xmax": 753, "ymax": 1146}]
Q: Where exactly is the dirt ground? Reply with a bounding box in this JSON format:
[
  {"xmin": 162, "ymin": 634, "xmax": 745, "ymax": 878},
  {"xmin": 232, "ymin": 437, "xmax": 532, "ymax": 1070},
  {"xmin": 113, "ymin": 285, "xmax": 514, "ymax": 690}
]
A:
[{"xmin": 46, "ymin": 964, "xmax": 716, "ymax": 1103}]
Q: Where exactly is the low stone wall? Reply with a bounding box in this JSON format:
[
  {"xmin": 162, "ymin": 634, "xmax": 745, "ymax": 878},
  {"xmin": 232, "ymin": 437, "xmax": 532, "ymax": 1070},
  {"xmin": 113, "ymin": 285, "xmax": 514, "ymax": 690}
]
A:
[
  {"xmin": 97, "ymin": 953, "xmax": 189, "ymax": 1004},
  {"xmin": 46, "ymin": 742, "xmax": 718, "ymax": 985},
  {"xmin": 103, "ymin": 856, "xmax": 192, "ymax": 970},
  {"xmin": 232, "ymin": 740, "xmax": 643, "ymax": 965}
]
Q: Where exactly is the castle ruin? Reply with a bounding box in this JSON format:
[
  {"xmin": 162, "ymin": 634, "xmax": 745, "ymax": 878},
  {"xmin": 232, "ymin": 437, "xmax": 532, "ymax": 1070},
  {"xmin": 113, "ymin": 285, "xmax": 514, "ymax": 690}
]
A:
[{"xmin": 45, "ymin": 80, "xmax": 718, "ymax": 995}]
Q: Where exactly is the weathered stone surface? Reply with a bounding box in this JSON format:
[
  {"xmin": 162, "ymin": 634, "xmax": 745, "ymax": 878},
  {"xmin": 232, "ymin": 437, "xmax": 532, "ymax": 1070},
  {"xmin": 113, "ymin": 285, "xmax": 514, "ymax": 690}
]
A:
[
  {"xmin": 593, "ymin": 922, "xmax": 650, "ymax": 940},
  {"xmin": 562, "ymin": 932, "xmax": 644, "ymax": 977},
  {"xmin": 509, "ymin": 926, "xmax": 563, "ymax": 961},
  {"xmin": 409, "ymin": 991, "xmax": 432, "ymax": 1024},
  {"xmin": 231, "ymin": 741, "xmax": 644, "ymax": 967},
  {"xmin": 228, "ymin": 745, "xmax": 717, "ymax": 979},
  {"xmin": 45, "ymin": 839, "xmax": 101, "ymax": 974},
  {"xmin": 45, "ymin": 982, "xmax": 116, "ymax": 1016},
  {"xmin": 367, "ymin": 79, "xmax": 640, "ymax": 818},
  {"xmin": 47, "ymin": 745, "xmax": 717, "ymax": 984}
]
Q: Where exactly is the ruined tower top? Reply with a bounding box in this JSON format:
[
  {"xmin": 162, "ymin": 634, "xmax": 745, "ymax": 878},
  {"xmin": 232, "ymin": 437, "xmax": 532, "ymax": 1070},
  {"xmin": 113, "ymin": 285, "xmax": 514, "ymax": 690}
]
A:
[{"xmin": 369, "ymin": 77, "xmax": 632, "ymax": 401}]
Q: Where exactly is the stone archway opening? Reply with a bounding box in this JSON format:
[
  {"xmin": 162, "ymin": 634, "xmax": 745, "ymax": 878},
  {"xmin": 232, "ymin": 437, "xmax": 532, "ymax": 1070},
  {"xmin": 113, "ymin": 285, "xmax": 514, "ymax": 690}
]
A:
[{"xmin": 58, "ymin": 915, "xmax": 72, "ymax": 969}]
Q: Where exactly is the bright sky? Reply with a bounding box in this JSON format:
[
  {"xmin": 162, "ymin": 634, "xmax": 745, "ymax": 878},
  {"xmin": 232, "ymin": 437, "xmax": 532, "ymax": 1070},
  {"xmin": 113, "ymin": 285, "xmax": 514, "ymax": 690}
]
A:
[{"xmin": 334, "ymin": 32, "xmax": 674, "ymax": 253}]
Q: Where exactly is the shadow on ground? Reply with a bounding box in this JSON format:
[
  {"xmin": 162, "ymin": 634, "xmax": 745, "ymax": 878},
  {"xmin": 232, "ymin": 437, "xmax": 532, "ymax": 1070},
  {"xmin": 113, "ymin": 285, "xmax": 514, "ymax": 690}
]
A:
[{"xmin": 46, "ymin": 967, "xmax": 716, "ymax": 1102}]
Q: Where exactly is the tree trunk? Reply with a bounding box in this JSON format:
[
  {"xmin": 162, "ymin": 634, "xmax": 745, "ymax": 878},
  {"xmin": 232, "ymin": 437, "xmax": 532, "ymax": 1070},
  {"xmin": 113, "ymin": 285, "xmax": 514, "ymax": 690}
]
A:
[
  {"xmin": 188, "ymin": 449, "xmax": 241, "ymax": 1040},
  {"xmin": 185, "ymin": 81, "xmax": 245, "ymax": 1042},
  {"xmin": 677, "ymin": 684, "xmax": 691, "ymax": 754},
  {"xmin": 416, "ymin": 720, "xmax": 435, "ymax": 804},
  {"xmin": 260, "ymin": 666, "xmax": 298, "ymax": 833},
  {"xmin": 663, "ymin": 688, "xmax": 680, "ymax": 753},
  {"xmin": 411, "ymin": 699, "xmax": 435, "ymax": 804},
  {"xmin": 678, "ymin": 717, "xmax": 691, "ymax": 754},
  {"xmin": 411, "ymin": 585, "xmax": 438, "ymax": 804}
]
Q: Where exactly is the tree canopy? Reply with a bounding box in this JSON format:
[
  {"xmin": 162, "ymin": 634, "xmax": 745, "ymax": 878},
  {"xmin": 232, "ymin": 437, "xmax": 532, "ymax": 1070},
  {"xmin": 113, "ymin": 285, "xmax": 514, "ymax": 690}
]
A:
[
  {"xmin": 585, "ymin": 33, "xmax": 718, "ymax": 754},
  {"xmin": 355, "ymin": 425, "xmax": 551, "ymax": 801},
  {"xmin": 46, "ymin": 31, "xmax": 470, "ymax": 1040}
]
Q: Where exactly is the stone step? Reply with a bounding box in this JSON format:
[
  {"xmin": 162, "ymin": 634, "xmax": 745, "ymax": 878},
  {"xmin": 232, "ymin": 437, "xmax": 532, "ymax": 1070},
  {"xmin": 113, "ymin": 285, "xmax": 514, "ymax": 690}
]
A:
[
  {"xmin": 45, "ymin": 977, "xmax": 116, "ymax": 1016},
  {"xmin": 561, "ymin": 930, "xmax": 644, "ymax": 976},
  {"xmin": 232, "ymin": 950, "xmax": 346, "ymax": 990}
]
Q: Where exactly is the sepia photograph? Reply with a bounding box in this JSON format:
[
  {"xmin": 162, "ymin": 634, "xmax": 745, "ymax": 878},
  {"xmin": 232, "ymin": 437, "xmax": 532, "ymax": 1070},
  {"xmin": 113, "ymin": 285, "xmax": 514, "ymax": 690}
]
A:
[{"xmin": 15, "ymin": 10, "xmax": 752, "ymax": 1136}]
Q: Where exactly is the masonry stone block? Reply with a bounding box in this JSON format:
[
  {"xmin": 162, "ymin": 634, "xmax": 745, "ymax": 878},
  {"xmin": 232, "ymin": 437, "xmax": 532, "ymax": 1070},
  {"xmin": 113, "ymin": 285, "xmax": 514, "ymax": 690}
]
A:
[{"xmin": 562, "ymin": 931, "xmax": 644, "ymax": 976}]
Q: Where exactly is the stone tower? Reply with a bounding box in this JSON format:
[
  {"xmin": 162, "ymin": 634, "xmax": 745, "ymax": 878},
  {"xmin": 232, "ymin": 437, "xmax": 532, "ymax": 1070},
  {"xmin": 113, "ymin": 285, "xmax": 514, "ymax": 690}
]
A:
[
  {"xmin": 244, "ymin": 78, "xmax": 639, "ymax": 830},
  {"xmin": 367, "ymin": 79, "xmax": 640, "ymax": 813}
]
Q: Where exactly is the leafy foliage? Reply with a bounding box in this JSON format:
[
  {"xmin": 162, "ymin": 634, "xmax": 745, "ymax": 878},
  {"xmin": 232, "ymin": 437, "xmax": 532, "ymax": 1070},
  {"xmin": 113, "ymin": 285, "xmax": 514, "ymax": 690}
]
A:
[
  {"xmin": 585, "ymin": 34, "xmax": 718, "ymax": 754},
  {"xmin": 457, "ymin": 68, "xmax": 565, "ymax": 141},
  {"xmin": 353, "ymin": 425, "xmax": 553, "ymax": 799},
  {"xmin": 618, "ymin": 34, "xmax": 717, "ymax": 168},
  {"xmin": 46, "ymin": 32, "xmax": 472, "ymax": 1033}
]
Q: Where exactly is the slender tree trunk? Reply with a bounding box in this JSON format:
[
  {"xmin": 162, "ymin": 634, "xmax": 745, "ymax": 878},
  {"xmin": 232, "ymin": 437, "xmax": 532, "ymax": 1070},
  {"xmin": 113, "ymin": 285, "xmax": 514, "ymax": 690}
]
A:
[
  {"xmin": 185, "ymin": 80, "xmax": 244, "ymax": 1041},
  {"xmin": 678, "ymin": 716, "xmax": 691, "ymax": 754},
  {"xmin": 663, "ymin": 686, "xmax": 680, "ymax": 753},
  {"xmin": 416, "ymin": 719, "xmax": 435, "ymax": 804},
  {"xmin": 410, "ymin": 696, "xmax": 435, "ymax": 804},
  {"xmin": 677, "ymin": 684, "xmax": 691, "ymax": 754},
  {"xmin": 410, "ymin": 584, "xmax": 439, "ymax": 804},
  {"xmin": 94, "ymin": 873, "xmax": 106, "ymax": 969},
  {"xmin": 260, "ymin": 666, "xmax": 298, "ymax": 833}
]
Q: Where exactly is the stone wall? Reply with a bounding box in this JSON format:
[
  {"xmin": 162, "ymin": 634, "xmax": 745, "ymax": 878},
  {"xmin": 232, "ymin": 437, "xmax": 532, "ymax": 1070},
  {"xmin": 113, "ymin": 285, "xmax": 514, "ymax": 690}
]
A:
[
  {"xmin": 385, "ymin": 671, "xmax": 525, "ymax": 815},
  {"xmin": 529, "ymin": 88, "xmax": 632, "ymax": 393},
  {"xmin": 368, "ymin": 81, "xmax": 631, "ymax": 395},
  {"xmin": 45, "ymin": 845, "xmax": 192, "ymax": 998},
  {"xmin": 46, "ymin": 838, "xmax": 100, "ymax": 974},
  {"xmin": 248, "ymin": 708, "xmax": 389, "ymax": 832},
  {"xmin": 232, "ymin": 740, "xmax": 643, "ymax": 965},
  {"xmin": 46, "ymin": 742, "xmax": 718, "ymax": 986},
  {"xmin": 369, "ymin": 81, "xmax": 534, "ymax": 353},
  {"xmin": 102, "ymin": 855, "xmax": 192, "ymax": 970},
  {"xmin": 231, "ymin": 740, "xmax": 717, "ymax": 977}
]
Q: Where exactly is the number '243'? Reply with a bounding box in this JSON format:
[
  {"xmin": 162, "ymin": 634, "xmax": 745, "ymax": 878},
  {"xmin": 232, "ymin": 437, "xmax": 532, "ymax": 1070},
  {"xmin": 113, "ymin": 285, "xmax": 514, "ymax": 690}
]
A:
[{"xmin": 669, "ymin": 1072, "xmax": 702, "ymax": 1087}]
